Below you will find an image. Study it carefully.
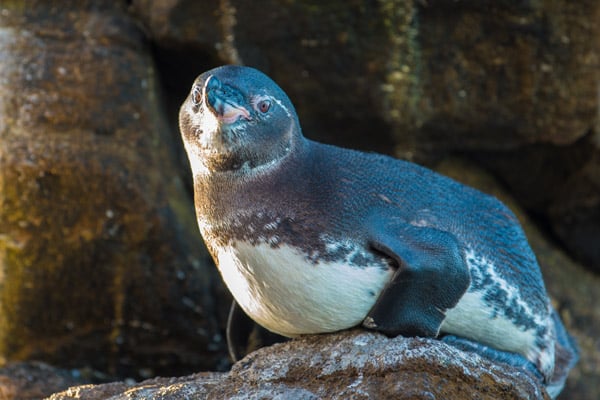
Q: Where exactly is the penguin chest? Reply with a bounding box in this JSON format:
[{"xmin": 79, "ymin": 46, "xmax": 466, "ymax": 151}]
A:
[{"xmin": 214, "ymin": 240, "xmax": 393, "ymax": 337}]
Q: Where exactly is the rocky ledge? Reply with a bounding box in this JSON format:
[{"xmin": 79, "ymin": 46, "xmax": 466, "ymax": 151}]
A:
[{"xmin": 46, "ymin": 330, "xmax": 549, "ymax": 400}]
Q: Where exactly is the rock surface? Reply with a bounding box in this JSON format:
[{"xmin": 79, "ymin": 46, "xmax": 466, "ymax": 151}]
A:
[
  {"xmin": 47, "ymin": 331, "xmax": 550, "ymax": 400},
  {"xmin": 45, "ymin": 372, "xmax": 223, "ymax": 400},
  {"xmin": 0, "ymin": 362, "xmax": 85, "ymax": 400},
  {"xmin": 475, "ymin": 138, "xmax": 600, "ymax": 271},
  {"xmin": 133, "ymin": 0, "xmax": 598, "ymax": 154},
  {"xmin": 0, "ymin": 0, "xmax": 228, "ymax": 377}
]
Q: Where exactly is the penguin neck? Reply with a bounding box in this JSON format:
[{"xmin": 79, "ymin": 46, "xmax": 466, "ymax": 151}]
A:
[
  {"xmin": 191, "ymin": 135, "xmax": 309, "ymax": 214},
  {"xmin": 196, "ymin": 131, "xmax": 306, "ymax": 176}
]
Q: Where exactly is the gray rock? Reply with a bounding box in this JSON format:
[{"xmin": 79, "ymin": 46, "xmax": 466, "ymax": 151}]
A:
[
  {"xmin": 0, "ymin": 362, "xmax": 85, "ymax": 400},
  {"xmin": 48, "ymin": 331, "xmax": 550, "ymax": 400}
]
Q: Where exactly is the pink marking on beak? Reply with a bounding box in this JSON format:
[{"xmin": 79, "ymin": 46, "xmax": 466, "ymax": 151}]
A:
[{"xmin": 218, "ymin": 102, "xmax": 251, "ymax": 124}]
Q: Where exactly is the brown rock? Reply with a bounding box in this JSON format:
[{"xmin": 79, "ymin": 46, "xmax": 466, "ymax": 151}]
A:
[
  {"xmin": 472, "ymin": 133, "xmax": 600, "ymax": 272},
  {"xmin": 415, "ymin": 0, "xmax": 599, "ymax": 152},
  {"xmin": 0, "ymin": 362, "xmax": 85, "ymax": 400},
  {"xmin": 0, "ymin": 1, "xmax": 227, "ymax": 377},
  {"xmin": 132, "ymin": 0, "xmax": 598, "ymax": 158},
  {"xmin": 47, "ymin": 331, "xmax": 550, "ymax": 400},
  {"xmin": 547, "ymin": 149, "xmax": 600, "ymax": 271}
]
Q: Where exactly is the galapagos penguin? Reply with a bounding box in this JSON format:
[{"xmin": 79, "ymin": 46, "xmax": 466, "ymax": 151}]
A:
[{"xmin": 178, "ymin": 65, "xmax": 577, "ymax": 398}]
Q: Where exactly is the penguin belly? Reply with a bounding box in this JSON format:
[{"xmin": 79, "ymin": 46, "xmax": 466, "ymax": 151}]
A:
[{"xmin": 214, "ymin": 240, "xmax": 394, "ymax": 337}]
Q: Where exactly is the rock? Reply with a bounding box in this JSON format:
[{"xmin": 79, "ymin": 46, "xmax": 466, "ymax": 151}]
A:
[
  {"xmin": 546, "ymin": 149, "xmax": 600, "ymax": 271},
  {"xmin": 0, "ymin": 0, "xmax": 228, "ymax": 378},
  {"xmin": 215, "ymin": 331, "xmax": 550, "ymax": 400},
  {"xmin": 47, "ymin": 331, "xmax": 550, "ymax": 400},
  {"xmin": 0, "ymin": 361, "xmax": 86, "ymax": 400},
  {"xmin": 132, "ymin": 0, "xmax": 598, "ymax": 157},
  {"xmin": 46, "ymin": 372, "xmax": 224, "ymax": 400},
  {"xmin": 414, "ymin": 0, "xmax": 598, "ymax": 152}
]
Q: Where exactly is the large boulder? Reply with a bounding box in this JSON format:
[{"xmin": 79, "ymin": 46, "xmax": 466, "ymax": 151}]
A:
[
  {"xmin": 475, "ymin": 139, "xmax": 600, "ymax": 271},
  {"xmin": 47, "ymin": 331, "xmax": 550, "ymax": 400},
  {"xmin": 0, "ymin": 0, "xmax": 227, "ymax": 377}
]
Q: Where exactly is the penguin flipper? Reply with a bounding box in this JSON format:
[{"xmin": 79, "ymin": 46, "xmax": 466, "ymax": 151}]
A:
[{"xmin": 364, "ymin": 223, "xmax": 470, "ymax": 337}]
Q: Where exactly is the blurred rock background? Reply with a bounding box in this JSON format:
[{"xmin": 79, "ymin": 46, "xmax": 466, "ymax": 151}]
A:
[{"xmin": 0, "ymin": 0, "xmax": 597, "ymax": 399}]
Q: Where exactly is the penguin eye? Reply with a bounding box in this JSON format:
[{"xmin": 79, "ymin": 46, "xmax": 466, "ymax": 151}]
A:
[
  {"xmin": 192, "ymin": 85, "xmax": 202, "ymax": 106},
  {"xmin": 256, "ymin": 99, "xmax": 271, "ymax": 113}
]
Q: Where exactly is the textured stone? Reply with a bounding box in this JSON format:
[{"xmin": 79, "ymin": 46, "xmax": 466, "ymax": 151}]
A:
[
  {"xmin": 48, "ymin": 331, "xmax": 549, "ymax": 400},
  {"xmin": 132, "ymin": 0, "xmax": 598, "ymax": 157},
  {"xmin": 547, "ymin": 150, "xmax": 600, "ymax": 271},
  {"xmin": 46, "ymin": 372, "xmax": 223, "ymax": 400},
  {"xmin": 216, "ymin": 331, "xmax": 550, "ymax": 399},
  {"xmin": 415, "ymin": 0, "xmax": 598, "ymax": 152},
  {"xmin": 0, "ymin": 0, "xmax": 227, "ymax": 377},
  {"xmin": 0, "ymin": 362, "xmax": 85, "ymax": 400}
]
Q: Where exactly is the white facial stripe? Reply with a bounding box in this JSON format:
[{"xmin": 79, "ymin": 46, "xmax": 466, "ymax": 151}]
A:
[{"xmin": 272, "ymin": 97, "xmax": 292, "ymax": 118}]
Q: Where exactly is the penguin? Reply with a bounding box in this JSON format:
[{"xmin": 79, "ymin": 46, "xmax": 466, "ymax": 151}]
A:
[{"xmin": 178, "ymin": 65, "xmax": 578, "ymax": 398}]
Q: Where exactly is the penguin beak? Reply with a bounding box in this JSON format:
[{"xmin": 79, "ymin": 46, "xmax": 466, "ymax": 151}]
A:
[{"xmin": 204, "ymin": 76, "xmax": 251, "ymax": 124}]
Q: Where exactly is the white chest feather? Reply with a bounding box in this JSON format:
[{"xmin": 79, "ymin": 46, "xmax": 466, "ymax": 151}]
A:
[{"xmin": 215, "ymin": 241, "xmax": 393, "ymax": 337}]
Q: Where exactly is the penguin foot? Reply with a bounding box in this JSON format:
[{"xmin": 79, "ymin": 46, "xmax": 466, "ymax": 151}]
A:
[{"xmin": 441, "ymin": 334, "xmax": 543, "ymax": 381}]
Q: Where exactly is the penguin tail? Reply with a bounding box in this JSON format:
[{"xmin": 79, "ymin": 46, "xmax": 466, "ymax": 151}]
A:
[{"xmin": 545, "ymin": 310, "xmax": 579, "ymax": 399}]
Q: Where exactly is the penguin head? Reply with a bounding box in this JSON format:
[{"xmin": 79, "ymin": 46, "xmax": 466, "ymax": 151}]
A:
[{"xmin": 179, "ymin": 65, "xmax": 302, "ymax": 175}]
